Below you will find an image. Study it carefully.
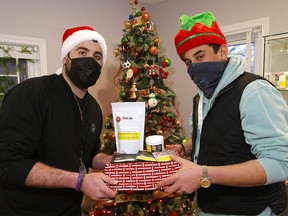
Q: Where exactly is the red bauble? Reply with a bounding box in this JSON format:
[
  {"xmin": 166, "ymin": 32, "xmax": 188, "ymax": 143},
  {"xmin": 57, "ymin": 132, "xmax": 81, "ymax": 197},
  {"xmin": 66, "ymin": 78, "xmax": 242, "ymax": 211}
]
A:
[
  {"xmin": 169, "ymin": 211, "xmax": 178, "ymax": 216},
  {"xmin": 142, "ymin": 12, "xmax": 151, "ymax": 22},
  {"xmin": 147, "ymin": 65, "xmax": 159, "ymax": 76},
  {"xmin": 149, "ymin": 46, "xmax": 158, "ymax": 56},
  {"xmin": 159, "ymin": 68, "xmax": 169, "ymax": 79},
  {"xmin": 110, "ymin": 132, "xmax": 116, "ymax": 141},
  {"xmin": 131, "ymin": 66, "xmax": 139, "ymax": 75},
  {"xmin": 121, "ymin": 44, "xmax": 128, "ymax": 53},
  {"xmin": 134, "ymin": 0, "xmax": 138, "ymax": 4},
  {"xmin": 161, "ymin": 61, "xmax": 168, "ymax": 68}
]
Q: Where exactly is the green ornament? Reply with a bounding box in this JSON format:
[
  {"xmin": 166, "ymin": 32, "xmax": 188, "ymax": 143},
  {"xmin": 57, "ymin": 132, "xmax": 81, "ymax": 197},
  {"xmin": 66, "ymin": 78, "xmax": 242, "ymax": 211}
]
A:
[
  {"xmin": 119, "ymin": 91, "xmax": 127, "ymax": 100},
  {"xmin": 104, "ymin": 122, "xmax": 112, "ymax": 129},
  {"xmin": 166, "ymin": 113, "xmax": 175, "ymax": 118},
  {"xmin": 171, "ymin": 91, "xmax": 176, "ymax": 99},
  {"xmin": 121, "ymin": 37, "xmax": 129, "ymax": 43},
  {"xmin": 164, "ymin": 58, "xmax": 171, "ymax": 67}
]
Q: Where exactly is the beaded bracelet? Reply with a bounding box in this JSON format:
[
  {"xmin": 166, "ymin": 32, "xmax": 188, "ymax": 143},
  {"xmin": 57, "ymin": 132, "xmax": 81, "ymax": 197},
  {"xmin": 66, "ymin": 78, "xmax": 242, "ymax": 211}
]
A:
[{"xmin": 76, "ymin": 170, "xmax": 85, "ymax": 192}]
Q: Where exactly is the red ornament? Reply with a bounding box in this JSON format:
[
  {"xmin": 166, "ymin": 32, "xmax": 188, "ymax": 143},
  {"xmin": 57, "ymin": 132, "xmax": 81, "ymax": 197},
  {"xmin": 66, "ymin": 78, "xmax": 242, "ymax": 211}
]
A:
[
  {"xmin": 131, "ymin": 66, "xmax": 139, "ymax": 75},
  {"xmin": 141, "ymin": 7, "xmax": 145, "ymax": 11},
  {"xmin": 149, "ymin": 46, "xmax": 158, "ymax": 56},
  {"xmin": 147, "ymin": 65, "xmax": 159, "ymax": 77},
  {"xmin": 134, "ymin": 0, "xmax": 138, "ymax": 4},
  {"xmin": 121, "ymin": 44, "xmax": 128, "ymax": 53},
  {"xmin": 142, "ymin": 12, "xmax": 151, "ymax": 22},
  {"xmin": 161, "ymin": 61, "xmax": 168, "ymax": 68},
  {"xmin": 110, "ymin": 132, "xmax": 116, "ymax": 141},
  {"xmin": 169, "ymin": 211, "xmax": 178, "ymax": 216},
  {"xmin": 159, "ymin": 68, "xmax": 169, "ymax": 79}
]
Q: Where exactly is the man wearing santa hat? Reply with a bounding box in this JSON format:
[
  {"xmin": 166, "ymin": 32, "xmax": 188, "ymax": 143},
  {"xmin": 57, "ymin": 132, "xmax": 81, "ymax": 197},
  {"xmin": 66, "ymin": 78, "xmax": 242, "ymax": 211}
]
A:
[
  {"xmin": 157, "ymin": 12, "xmax": 288, "ymax": 215},
  {"xmin": 0, "ymin": 26, "xmax": 117, "ymax": 215}
]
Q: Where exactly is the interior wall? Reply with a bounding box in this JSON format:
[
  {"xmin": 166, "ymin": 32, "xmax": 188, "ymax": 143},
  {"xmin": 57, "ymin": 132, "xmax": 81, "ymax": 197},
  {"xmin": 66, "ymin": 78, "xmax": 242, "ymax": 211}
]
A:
[
  {"xmin": 0, "ymin": 0, "xmax": 288, "ymax": 137},
  {"xmin": 149, "ymin": 0, "xmax": 288, "ymax": 137}
]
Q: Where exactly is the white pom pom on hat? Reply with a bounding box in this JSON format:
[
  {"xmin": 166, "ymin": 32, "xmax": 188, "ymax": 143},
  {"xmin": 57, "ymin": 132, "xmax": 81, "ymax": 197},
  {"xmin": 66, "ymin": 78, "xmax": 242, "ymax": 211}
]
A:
[{"xmin": 60, "ymin": 26, "xmax": 107, "ymax": 65}]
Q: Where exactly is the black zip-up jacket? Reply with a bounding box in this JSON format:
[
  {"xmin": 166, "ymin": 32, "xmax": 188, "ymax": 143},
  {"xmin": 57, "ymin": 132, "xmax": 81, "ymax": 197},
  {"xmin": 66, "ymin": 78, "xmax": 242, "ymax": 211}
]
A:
[{"xmin": 0, "ymin": 74, "xmax": 103, "ymax": 215}]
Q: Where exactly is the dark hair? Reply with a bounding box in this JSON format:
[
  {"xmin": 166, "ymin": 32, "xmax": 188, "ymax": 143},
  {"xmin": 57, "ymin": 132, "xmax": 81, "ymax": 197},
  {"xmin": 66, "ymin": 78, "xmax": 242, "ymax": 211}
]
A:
[{"xmin": 208, "ymin": 44, "xmax": 221, "ymax": 54}]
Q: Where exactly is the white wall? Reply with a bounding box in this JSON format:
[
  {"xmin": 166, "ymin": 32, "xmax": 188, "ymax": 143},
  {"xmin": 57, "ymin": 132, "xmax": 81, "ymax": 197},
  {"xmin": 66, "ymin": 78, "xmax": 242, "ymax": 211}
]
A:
[
  {"xmin": 150, "ymin": 0, "xmax": 288, "ymax": 137},
  {"xmin": 1, "ymin": 0, "xmax": 288, "ymax": 137}
]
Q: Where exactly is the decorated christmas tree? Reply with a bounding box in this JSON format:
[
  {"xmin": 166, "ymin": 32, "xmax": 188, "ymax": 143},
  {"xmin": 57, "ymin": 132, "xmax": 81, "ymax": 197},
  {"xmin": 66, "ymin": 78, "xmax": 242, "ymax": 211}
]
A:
[
  {"xmin": 91, "ymin": 1, "xmax": 197, "ymax": 215},
  {"xmin": 101, "ymin": 1, "xmax": 187, "ymax": 155}
]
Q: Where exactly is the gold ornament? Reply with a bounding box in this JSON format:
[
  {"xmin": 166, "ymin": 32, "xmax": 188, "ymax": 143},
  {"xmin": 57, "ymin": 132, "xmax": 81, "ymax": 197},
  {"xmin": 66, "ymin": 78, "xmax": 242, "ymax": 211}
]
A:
[
  {"xmin": 144, "ymin": 63, "xmax": 150, "ymax": 69},
  {"xmin": 113, "ymin": 48, "xmax": 119, "ymax": 57},
  {"xmin": 157, "ymin": 130, "xmax": 163, "ymax": 135},
  {"xmin": 139, "ymin": 26, "xmax": 146, "ymax": 33},
  {"xmin": 102, "ymin": 133, "xmax": 107, "ymax": 139},
  {"xmin": 124, "ymin": 21, "xmax": 132, "ymax": 29},
  {"xmin": 129, "ymin": 1, "xmax": 133, "ymax": 5},
  {"xmin": 154, "ymin": 38, "xmax": 161, "ymax": 46},
  {"xmin": 130, "ymin": 83, "xmax": 138, "ymax": 99}
]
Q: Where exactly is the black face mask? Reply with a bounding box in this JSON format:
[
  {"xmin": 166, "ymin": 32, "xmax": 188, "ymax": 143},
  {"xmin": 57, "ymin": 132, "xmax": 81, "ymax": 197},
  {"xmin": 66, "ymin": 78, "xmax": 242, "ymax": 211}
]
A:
[
  {"xmin": 66, "ymin": 56, "xmax": 102, "ymax": 89},
  {"xmin": 187, "ymin": 60, "xmax": 228, "ymax": 99}
]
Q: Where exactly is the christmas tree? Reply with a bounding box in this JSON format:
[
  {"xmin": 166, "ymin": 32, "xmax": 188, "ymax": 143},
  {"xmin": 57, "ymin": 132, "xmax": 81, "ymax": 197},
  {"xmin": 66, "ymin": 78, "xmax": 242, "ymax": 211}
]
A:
[
  {"xmin": 101, "ymin": 1, "xmax": 187, "ymax": 155},
  {"xmin": 92, "ymin": 1, "xmax": 197, "ymax": 215}
]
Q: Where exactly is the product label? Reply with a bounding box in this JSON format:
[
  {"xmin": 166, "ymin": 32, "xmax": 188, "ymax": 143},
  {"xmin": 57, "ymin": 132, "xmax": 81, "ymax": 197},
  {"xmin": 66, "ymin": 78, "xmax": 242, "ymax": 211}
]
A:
[
  {"xmin": 146, "ymin": 144, "xmax": 163, "ymax": 153},
  {"xmin": 118, "ymin": 132, "xmax": 140, "ymax": 140}
]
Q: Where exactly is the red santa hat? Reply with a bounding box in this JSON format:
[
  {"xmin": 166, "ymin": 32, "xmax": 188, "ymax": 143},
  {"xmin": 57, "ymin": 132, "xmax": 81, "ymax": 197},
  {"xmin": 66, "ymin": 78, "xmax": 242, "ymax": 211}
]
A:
[
  {"xmin": 61, "ymin": 26, "xmax": 107, "ymax": 65},
  {"xmin": 174, "ymin": 12, "xmax": 227, "ymax": 61}
]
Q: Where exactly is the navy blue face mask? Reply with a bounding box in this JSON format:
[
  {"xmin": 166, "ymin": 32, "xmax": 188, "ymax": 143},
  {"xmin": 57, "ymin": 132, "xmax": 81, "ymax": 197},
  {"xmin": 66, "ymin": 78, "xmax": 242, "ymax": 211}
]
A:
[{"xmin": 187, "ymin": 60, "xmax": 228, "ymax": 99}]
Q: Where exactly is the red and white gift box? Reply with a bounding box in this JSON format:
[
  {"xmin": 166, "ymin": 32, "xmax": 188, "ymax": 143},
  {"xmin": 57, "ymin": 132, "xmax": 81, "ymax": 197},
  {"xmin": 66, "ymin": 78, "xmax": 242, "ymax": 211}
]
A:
[{"xmin": 104, "ymin": 161, "xmax": 180, "ymax": 191}]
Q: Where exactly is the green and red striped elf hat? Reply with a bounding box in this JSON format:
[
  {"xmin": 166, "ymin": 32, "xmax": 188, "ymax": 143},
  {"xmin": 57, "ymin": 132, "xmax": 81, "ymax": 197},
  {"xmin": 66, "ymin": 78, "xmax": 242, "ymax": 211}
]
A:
[{"xmin": 174, "ymin": 11, "xmax": 227, "ymax": 61}]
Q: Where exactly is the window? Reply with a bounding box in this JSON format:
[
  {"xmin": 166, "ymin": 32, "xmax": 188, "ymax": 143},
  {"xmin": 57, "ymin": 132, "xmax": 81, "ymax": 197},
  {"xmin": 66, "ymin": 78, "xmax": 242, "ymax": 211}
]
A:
[
  {"xmin": 221, "ymin": 17, "xmax": 269, "ymax": 76},
  {"xmin": 0, "ymin": 34, "xmax": 47, "ymax": 107}
]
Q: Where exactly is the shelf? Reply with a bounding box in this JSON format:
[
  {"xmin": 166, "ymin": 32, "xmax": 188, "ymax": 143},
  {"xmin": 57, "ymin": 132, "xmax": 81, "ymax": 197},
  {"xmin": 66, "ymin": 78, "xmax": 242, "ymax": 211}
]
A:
[{"xmin": 263, "ymin": 32, "xmax": 288, "ymax": 89}]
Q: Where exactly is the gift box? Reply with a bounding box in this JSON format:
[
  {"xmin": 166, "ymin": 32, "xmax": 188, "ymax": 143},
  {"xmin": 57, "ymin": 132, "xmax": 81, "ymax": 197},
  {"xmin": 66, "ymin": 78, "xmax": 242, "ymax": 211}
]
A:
[{"xmin": 104, "ymin": 161, "xmax": 180, "ymax": 191}]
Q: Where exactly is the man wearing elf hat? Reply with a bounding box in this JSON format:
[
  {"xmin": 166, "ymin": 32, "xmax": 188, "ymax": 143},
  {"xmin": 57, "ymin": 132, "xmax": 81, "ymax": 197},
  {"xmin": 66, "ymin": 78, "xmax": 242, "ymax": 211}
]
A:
[
  {"xmin": 0, "ymin": 26, "xmax": 118, "ymax": 215},
  {"xmin": 158, "ymin": 12, "xmax": 288, "ymax": 215}
]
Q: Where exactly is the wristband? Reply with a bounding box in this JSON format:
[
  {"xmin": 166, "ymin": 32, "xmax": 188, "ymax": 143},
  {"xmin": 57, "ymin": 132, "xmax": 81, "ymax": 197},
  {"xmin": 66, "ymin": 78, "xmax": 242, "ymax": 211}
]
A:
[
  {"xmin": 76, "ymin": 171, "xmax": 85, "ymax": 192},
  {"xmin": 179, "ymin": 143, "xmax": 186, "ymax": 157}
]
